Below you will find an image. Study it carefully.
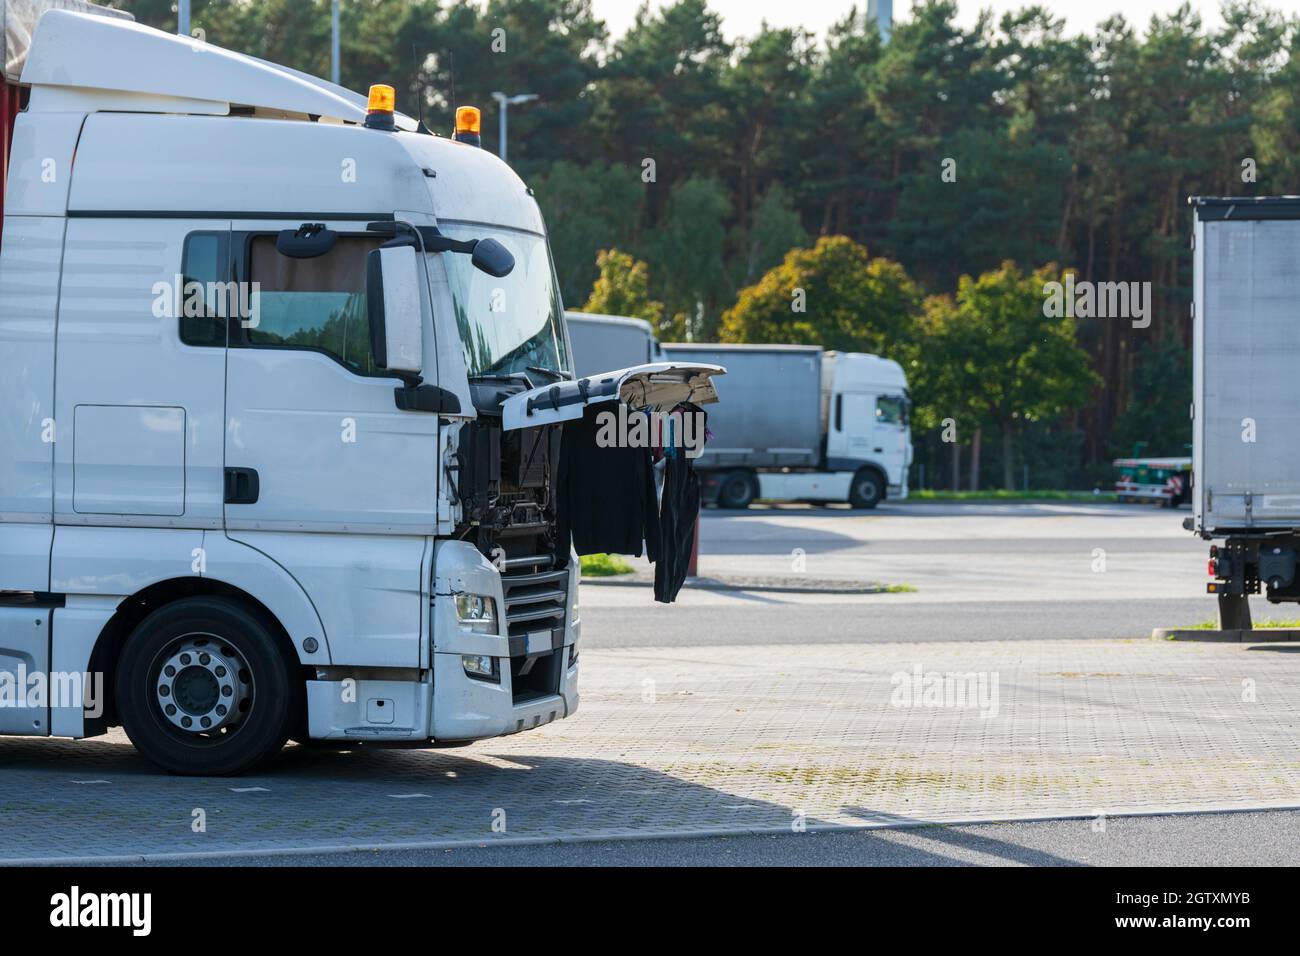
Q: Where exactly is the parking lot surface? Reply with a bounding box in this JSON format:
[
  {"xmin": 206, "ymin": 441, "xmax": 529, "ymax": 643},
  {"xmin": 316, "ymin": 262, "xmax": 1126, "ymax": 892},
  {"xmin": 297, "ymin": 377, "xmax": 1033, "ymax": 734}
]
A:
[{"xmin": 3, "ymin": 636, "xmax": 1296, "ymax": 863}]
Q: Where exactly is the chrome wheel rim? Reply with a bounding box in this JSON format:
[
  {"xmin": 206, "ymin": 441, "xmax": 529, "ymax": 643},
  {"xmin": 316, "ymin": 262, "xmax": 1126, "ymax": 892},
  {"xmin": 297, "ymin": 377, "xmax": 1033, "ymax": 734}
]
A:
[{"xmin": 153, "ymin": 634, "xmax": 253, "ymax": 736}]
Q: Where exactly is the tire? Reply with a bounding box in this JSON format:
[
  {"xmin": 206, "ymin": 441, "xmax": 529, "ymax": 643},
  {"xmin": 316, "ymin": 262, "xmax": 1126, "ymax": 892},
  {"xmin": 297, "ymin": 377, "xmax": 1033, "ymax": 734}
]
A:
[
  {"xmin": 717, "ymin": 470, "xmax": 757, "ymax": 509},
  {"xmin": 116, "ymin": 597, "xmax": 296, "ymax": 776},
  {"xmin": 848, "ymin": 469, "xmax": 885, "ymax": 509}
]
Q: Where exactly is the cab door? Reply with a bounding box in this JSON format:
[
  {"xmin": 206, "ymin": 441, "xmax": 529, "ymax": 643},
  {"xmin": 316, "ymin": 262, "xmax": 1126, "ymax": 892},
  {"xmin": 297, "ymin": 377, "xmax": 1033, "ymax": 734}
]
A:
[
  {"xmin": 827, "ymin": 391, "xmax": 876, "ymax": 461},
  {"xmin": 872, "ymin": 393, "xmax": 911, "ymax": 484},
  {"xmin": 222, "ymin": 219, "xmax": 437, "ymax": 667}
]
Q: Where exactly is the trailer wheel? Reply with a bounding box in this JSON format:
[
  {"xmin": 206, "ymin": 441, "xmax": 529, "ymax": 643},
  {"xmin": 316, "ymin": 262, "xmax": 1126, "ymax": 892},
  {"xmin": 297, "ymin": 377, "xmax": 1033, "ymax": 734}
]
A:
[
  {"xmin": 717, "ymin": 470, "xmax": 757, "ymax": 509},
  {"xmin": 116, "ymin": 597, "xmax": 296, "ymax": 776},
  {"xmin": 849, "ymin": 469, "xmax": 884, "ymax": 509}
]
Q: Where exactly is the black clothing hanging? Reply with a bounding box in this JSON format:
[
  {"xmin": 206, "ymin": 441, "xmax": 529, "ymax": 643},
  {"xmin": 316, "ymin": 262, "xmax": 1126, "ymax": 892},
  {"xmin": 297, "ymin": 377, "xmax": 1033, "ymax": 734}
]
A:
[{"xmin": 553, "ymin": 403, "xmax": 661, "ymax": 563}]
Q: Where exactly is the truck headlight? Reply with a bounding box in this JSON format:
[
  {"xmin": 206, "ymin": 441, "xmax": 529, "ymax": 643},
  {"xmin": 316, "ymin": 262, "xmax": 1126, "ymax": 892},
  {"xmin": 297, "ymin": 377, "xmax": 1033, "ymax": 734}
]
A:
[{"xmin": 454, "ymin": 592, "xmax": 498, "ymax": 634}]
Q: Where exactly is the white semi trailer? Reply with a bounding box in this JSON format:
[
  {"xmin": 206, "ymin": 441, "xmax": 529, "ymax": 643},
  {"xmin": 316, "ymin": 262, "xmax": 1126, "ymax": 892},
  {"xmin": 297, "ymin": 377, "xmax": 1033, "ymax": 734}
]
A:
[
  {"xmin": 0, "ymin": 8, "xmax": 721, "ymax": 773},
  {"xmin": 1192, "ymin": 196, "xmax": 1300, "ymax": 629},
  {"xmin": 662, "ymin": 343, "xmax": 912, "ymax": 509}
]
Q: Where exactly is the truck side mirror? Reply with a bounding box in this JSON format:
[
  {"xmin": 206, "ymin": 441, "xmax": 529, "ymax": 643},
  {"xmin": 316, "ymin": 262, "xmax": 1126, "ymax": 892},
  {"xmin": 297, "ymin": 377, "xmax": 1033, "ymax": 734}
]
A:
[
  {"xmin": 366, "ymin": 246, "xmax": 424, "ymax": 380},
  {"xmin": 470, "ymin": 237, "xmax": 514, "ymax": 278}
]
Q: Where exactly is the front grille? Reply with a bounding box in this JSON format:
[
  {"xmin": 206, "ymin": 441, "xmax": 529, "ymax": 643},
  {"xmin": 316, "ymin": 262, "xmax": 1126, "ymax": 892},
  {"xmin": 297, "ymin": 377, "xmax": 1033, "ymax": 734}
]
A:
[
  {"xmin": 502, "ymin": 554, "xmax": 569, "ymax": 637},
  {"xmin": 500, "ymin": 553, "xmax": 569, "ymax": 703}
]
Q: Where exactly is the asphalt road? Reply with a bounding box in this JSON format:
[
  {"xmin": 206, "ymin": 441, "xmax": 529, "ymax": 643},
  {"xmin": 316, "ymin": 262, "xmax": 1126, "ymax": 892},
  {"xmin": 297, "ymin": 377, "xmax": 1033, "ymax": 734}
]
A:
[
  {"xmin": 580, "ymin": 501, "xmax": 1240, "ymax": 648},
  {"xmin": 124, "ymin": 809, "xmax": 1300, "ymax": 867}
]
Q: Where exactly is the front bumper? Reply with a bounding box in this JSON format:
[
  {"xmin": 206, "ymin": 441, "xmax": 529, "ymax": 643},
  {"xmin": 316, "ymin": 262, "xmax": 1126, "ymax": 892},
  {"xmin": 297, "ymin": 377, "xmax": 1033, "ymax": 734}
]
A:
[
  {"xmin": 305, "ymin": 539, "xmax": 581, "ymax": 742},
  {"xmin": 430, "ymin": 647, "xmax": 579, "ymax": 740}
]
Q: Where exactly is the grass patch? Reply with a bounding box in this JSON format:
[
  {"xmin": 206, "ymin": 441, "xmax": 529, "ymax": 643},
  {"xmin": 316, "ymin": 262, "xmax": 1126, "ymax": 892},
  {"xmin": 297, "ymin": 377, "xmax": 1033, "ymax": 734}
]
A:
[
  {"xmin": 579, "ymin": 553, "xmax": 634, "ymax": 577},
  {"xmin": 1185, "ymin": 617, "xmax": 1300, "ymax": 630},
  {"xmin": 910, "ymin": 489, "xmax": 1115, "ymax": 503},
  {"xmin": 884, "ymin": 583, "xmax": 917, "ymax": 593}
]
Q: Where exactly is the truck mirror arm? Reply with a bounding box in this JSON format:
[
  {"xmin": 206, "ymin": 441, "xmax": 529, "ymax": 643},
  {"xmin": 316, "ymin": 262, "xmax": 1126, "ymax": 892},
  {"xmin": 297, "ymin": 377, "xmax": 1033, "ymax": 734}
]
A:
[{"xmin": 366, "ymin": 222, "xmax": 514, "ymax": 277}]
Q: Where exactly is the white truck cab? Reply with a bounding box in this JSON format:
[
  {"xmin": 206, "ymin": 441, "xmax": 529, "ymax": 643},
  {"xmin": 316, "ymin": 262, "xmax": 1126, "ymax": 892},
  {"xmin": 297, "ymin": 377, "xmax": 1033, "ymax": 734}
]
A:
[
  {"xmin": 0, "ymin": 9, "xmax": 721, "ymax": 773},
  {"xmin": 820, "ymin": 351, "xmax": 911, "ymax": 496}
]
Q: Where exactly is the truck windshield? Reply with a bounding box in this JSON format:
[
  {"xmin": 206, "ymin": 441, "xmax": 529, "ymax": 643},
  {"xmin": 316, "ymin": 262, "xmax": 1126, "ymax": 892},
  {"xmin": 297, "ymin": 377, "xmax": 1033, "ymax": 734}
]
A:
[{"xmin": 438, "ymin": 221, "xmax": 570, "ymax": 379}]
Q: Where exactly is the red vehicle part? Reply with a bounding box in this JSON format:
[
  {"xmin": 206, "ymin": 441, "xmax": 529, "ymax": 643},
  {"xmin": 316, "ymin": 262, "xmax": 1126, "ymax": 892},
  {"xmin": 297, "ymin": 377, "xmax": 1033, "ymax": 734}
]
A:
[{"xmin": 1, "ymin": 80, "xmax": 18, "ymax": 241}]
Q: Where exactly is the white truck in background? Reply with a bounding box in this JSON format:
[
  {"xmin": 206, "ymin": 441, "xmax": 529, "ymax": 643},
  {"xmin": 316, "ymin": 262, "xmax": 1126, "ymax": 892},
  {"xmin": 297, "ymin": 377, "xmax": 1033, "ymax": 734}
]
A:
[
  {"xmin": 0, "ymin": 8, "xmax": 722, "ymax": 774},
  {"xmin": 1192, "ymin": 196, "xmax": 1300, "ymax": 630},
  {"xmin": 661, "ymin": 344, "xmax": 911, "ymax": 509},
  {"xmin": 566, "ymin": 319, "xmax": 912, "ymax": 509},
  {"xmin": 566, "ymin": 311, "xmax": 663, "ymax": 377}
]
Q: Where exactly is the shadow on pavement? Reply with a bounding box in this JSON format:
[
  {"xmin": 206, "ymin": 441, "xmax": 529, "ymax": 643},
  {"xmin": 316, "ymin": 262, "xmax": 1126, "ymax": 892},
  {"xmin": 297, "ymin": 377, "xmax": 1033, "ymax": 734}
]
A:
[
  {"xmin": 841, "ymin": 808, "xmax": 1083, "ymax": 866},
  {"xmin": 0, "ymin": 734, "xmax": 848, "ymax": 860}
]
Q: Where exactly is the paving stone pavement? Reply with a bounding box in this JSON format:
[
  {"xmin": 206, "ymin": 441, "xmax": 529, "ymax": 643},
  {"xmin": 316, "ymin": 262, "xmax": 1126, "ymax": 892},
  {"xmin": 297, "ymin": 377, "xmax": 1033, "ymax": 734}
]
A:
[{"xmin": 0, "ymin": 639, "xmax": 1297, "ymax": 862}]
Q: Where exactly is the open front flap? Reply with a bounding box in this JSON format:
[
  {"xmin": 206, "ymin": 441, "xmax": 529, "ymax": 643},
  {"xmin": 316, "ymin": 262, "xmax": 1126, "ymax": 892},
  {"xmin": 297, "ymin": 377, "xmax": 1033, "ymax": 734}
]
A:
[{"xmin": 501, "ymin": 362, "xmax": 725, "ymax": 430}]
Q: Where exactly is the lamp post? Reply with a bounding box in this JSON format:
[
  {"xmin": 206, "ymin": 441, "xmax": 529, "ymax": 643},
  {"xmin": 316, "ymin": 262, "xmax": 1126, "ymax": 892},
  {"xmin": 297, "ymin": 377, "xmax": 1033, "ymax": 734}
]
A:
[
  {"xmin": 331, "ymin": 0, "xmax": 341, "ymax": 86},
  {"xmin": 178, "ymin": 0, "xmax": 190, "ymax": 37},
  {"xmin": 490, "ymin": 92, "xmax": 538, "ymax": 163},
  {"xmin": 867, "ymin": 0, "xmax": 892, "ymax": 43}
]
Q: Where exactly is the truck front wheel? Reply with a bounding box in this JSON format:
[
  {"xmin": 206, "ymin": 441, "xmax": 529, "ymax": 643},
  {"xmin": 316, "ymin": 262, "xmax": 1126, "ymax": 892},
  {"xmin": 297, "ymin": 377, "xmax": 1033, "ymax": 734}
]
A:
[
  {"xmin": 849, "ymin": 469, "xmax": 885, "ymax": 509},
  {"xmin": 116, "ymin": 597, "xmax": 296, "ymax": 776}
]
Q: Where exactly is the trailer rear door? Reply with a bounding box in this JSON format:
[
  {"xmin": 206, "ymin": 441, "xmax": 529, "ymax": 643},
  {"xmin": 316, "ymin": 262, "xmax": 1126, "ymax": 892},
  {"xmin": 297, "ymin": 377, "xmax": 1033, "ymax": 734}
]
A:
[{"xmin": 1195, "ymin": 203, "xmax": 1300, "ymax": 532}]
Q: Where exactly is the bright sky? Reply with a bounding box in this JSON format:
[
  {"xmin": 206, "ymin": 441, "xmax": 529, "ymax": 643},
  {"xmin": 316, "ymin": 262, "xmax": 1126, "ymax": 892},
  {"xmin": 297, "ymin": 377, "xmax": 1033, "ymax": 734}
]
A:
[{"xmin": 592, "ymin": 0, "xmax": 1300, "ymax": 41}]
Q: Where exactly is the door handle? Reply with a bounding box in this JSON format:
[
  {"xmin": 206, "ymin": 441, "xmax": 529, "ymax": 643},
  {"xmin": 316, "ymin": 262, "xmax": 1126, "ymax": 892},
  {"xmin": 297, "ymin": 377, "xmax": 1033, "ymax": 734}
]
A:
[{"xmin": 224, "ymin": 467, "xmax": 260, "ymax": 505}]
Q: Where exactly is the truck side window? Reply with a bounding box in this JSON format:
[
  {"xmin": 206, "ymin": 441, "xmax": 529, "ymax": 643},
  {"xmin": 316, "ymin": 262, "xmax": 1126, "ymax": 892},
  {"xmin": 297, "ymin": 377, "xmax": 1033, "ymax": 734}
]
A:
[
  {"xmin": 876, "ymin": 395, "xmax": 907, "ymax": 426},
  {"xmin": 179, "ymin": 232, "xmax": 230, "ymax": 347},
  {"xmin": 245, "ymin": 234, "xmax": 384, "ymax": 375}
]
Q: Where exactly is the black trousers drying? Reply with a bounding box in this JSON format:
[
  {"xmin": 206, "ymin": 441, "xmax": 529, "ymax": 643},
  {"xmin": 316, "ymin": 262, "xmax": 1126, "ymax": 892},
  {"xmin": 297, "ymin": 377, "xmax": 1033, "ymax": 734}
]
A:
[{"xmin": 654, "ymin": 452, "xmax": 700, "ymax": 604}]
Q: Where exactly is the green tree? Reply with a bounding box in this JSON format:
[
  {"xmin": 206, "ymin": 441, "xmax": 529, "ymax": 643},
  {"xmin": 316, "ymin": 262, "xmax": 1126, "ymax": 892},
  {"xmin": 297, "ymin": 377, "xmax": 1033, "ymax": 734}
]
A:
[
  {"xmin": 582, "ymin": 249, "xmax": 665, "ymax": 330},
  {"xmin": 868, "ymin": 0, "xmax": 1001, "ymax": 223},
  {"xmin": 532, "ymin": 161, "xmax": 644, "ymax": 305},
  {"xmin": 1109, "ymin": 338, "xmax": 1192, "ymax": 459},
  {"xmin": 642, "ymin": 176, "xmax": 732, "ymax": 338},
  {"xmin": 728, "ymin": 182, "xmax": 809, "ymax": 292},
  {"xmin": 904, "ymin": 293, "xmax": 974, "ymax": 490},
  {"xmin": 591, "ymin": 0, "xmax": 731, "ymax": 199},
  {"xmin": 888, "ymin": 124, "xmax": 1068, "ymax": 290},
  {"xmin": 800, "ymin": 8, "xmax": 886, "ymax": 239},
  {"xmin": 449, "ymin": 0, "xmax": 607, "ymax": 173},
  {"xmin": 720, "ymin": 236, "xmax": 920, "ymax": 356},
  {"xmin": 929, "ymin": 262, "xmax": 1099, "ymax": 490},
  {"xmin": 719, "ymin": 25, "xmax": 813, "ymax": 236}
]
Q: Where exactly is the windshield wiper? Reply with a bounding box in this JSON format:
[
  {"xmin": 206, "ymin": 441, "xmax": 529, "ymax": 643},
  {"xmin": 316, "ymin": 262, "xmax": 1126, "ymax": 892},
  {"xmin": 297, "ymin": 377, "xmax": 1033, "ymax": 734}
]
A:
[
  {"xmin": 469, "ymin": 371, "xmax": 534, "ymax": 386},
  {"xmin": 527, "ymin": 366, "xmax": 573, "ymax": 382}
]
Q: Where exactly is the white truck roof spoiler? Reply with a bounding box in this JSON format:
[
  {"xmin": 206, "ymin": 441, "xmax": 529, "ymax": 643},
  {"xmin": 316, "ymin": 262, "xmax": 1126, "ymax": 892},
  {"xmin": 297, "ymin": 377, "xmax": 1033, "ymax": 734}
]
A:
[
  {"xmin": 19, "ymin": 8, "xmax": 416, "ymax": 128},
  {"xmin": 3, "ymin": 0, "xmax": 129, "ymax": 85}
]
